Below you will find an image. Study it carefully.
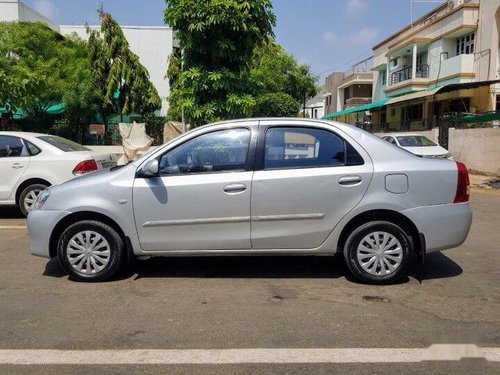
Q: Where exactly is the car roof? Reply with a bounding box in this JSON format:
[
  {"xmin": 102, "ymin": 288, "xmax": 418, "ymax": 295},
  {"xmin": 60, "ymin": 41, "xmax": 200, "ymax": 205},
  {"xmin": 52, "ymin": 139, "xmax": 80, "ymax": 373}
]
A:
[{"xmin": 0, "ymin": 131, "xmax": 50, "ymax": 138}]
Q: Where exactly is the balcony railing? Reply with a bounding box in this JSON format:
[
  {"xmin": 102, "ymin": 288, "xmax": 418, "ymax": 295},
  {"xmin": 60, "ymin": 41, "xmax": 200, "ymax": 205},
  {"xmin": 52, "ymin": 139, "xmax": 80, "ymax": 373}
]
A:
[{"xmin": 390, "ymin": 64, "xmax": 429, "ymax": 85}]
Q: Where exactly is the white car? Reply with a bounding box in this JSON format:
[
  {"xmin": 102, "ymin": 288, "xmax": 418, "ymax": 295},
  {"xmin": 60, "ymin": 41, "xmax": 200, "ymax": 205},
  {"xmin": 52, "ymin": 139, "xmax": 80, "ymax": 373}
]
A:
[
  {"xmin": 0, "ymin": 131, "xmax": 117, "ymax": 215},
  {"xmin": 382, "ymin": 133, "xmax": 453, "ymax": 160}
]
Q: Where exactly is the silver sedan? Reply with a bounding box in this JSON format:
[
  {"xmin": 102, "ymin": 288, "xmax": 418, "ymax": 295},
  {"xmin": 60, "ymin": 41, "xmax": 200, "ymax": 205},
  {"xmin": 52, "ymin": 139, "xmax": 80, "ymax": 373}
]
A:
[{"xmin": 28, "ymin": 119, "xmax": 472, "ymax": 284}]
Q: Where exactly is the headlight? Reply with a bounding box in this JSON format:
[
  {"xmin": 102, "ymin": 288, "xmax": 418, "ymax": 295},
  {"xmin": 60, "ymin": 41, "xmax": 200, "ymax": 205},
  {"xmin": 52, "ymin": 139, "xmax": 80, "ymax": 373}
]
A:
[{"xmin": 32, "ymin": 189, "xmax": 51, "ymax": 211}]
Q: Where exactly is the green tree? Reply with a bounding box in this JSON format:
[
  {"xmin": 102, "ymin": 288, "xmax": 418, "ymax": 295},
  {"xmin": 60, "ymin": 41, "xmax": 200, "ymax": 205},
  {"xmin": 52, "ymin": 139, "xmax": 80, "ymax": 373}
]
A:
[
  {"xmin": 253, "ymin": 92, "xmax": 299, "ymax": 117},
  {"xmin": 165, "ymin": 0, "xmax": 276, "ymax": 127},
  {"xmin": 250, "ymin": 39, "xmax": 318, "ymax": 114},
  {"xmin": 0, "ymin": 22, "xmax": 69, "ymax": 117},
  {"xmin": 87, "ymin": 6, "xmax": 161, "ymax": 134}
]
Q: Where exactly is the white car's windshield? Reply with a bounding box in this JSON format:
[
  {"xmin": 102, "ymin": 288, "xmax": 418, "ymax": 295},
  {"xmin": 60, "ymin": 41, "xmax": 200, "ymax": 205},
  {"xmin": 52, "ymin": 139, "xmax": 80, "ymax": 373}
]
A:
[
  {"xmin": 38, "ymin": 136, "xmax": 90, "ymax": 152},
  {"xmin": 396, "ymin": 136, "xmax": 437, "ymax": 147}
]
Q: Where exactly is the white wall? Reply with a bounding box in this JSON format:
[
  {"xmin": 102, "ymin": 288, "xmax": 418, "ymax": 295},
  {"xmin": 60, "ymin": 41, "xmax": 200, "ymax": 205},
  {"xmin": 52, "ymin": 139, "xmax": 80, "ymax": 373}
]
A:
[
  {"xmin": 448, "ymin": 127, "xmax": 500, "ymax": 176},
  {"xmin": 0, "ymin": 0, "xmax": 58, "ymax": 30},
  {"xmin": 59, "ymin": 25, "xmax": 174, "ymax": 116},
  {"xmin": 0, "ymin": 0, "xmax": 20, "ymax": 21}
]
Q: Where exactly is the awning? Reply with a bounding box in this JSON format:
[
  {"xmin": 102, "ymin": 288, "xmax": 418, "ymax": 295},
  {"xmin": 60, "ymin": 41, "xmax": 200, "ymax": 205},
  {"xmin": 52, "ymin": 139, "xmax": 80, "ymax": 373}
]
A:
[
  {"xmin": 386, "ymin": 88, "xmax": 440, "ymax": 105},
  {"xmin": 435, "ymin": 79, "xmax": 500, "ymax": 94},
  {"xmin": 385, "ymin": 80, "xmax": 500, "ymax": 105},
  {"xmin": 0, "ymin": 102, "xmax": 65, "ymax": 118},
  {"xmin": 322, "ymin": 98, "xmax": 388, "ymax": 119}
]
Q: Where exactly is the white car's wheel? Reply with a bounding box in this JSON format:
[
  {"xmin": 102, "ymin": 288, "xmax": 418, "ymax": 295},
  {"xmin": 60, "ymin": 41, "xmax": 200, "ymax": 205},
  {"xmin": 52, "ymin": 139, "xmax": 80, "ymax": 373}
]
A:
[
  {"xmin": 343, "ymin": 221, "xmax": 412, "ymax": 284},
  {"xmin": 19, "ymin": 184, "xmax": 48, "ymax": 216}
]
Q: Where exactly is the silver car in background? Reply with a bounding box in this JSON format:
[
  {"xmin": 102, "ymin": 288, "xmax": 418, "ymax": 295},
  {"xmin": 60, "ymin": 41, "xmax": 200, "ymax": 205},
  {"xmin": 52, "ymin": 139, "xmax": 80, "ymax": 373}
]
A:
[{"xmin": 27, "ymin": 118, "xmax": 472, "ymax": 284}]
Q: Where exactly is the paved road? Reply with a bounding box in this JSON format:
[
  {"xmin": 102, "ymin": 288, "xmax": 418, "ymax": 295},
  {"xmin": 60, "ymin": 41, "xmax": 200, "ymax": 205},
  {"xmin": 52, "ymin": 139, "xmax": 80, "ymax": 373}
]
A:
[{"xmin": 0, "ymin": 189, "xmax": 499, "ymax": 374}]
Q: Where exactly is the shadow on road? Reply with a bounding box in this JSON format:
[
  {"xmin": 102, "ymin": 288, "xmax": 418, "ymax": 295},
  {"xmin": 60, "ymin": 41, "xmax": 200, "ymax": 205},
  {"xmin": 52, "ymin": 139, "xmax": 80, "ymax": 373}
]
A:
[
  {"xmin": 43, "ymin": 252, "xmax": 463, "ymax": 283},
  {"xmin": 0, "ymin": 206, "xmax": 24, "ymax": 219},
  {"xmin": 410, "ymin": 252, "xmax": 463, "ymax": 281}
]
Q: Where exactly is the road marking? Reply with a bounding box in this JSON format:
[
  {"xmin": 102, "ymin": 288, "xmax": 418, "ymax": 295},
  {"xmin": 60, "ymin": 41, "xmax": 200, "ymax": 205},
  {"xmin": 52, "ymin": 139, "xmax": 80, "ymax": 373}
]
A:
[
  {"xmin": 0, "ymin": 226, "xmax": 27, "ymax": 229},
  {"xmin": 0, "ymin": 345, "xmax": 498, "ymax": 365}
]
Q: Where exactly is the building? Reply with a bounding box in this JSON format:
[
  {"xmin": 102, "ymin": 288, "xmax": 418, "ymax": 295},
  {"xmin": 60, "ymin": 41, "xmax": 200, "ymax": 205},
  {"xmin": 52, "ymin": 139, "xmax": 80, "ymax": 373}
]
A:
[
  {"xmin": 0, "ymin": 0, "xmax": 57, "ymax": 29},
  {"xmin": 0, "ymin": 0, "xmax": 174, "ymax": 116},
  {"xmin": 370, "ymin": 0, "xmax": 500, "ymax": 132},
  {"xmin": 303, "ymin": 86, "xmax": 325, "ymax": 119},
  {"xmin": 323, "ymin": 0, "xmax": 500, "ymax": 133},
  {"xmin": 323, "ymin": 57, "xmax": 374, "ymax": 127},
  {"xmin": 325, "ymin": 57, "xmax": 373, "ymax": 127}
]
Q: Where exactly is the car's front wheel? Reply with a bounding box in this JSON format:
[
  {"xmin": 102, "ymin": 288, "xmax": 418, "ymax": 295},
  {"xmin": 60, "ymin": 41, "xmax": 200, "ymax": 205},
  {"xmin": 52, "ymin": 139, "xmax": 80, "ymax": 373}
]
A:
[
  {"xmin": 57, "ymin": 220, "xmax": 124, "ymax": 282},
  {"xmin": 19, "ymin": 183, "xmax": 48, "ymax": 216},
  {"xmin": 343, "ymin": 221, "xmax": 412, "ymax": 284}
]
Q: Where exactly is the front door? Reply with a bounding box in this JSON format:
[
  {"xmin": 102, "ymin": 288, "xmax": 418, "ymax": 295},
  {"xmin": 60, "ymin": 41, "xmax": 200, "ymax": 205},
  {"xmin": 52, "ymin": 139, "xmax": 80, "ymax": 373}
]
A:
[
  {"xmin": 133, "ymin": 126, "xmax": 255, "ymax": 251},
  {"xmin": 0, "ymin": 135, "xmax": 30, "ymax": 200},
  {"xmin": 251, "ymin": 124, "xmax": 373, "ymax": 249}
]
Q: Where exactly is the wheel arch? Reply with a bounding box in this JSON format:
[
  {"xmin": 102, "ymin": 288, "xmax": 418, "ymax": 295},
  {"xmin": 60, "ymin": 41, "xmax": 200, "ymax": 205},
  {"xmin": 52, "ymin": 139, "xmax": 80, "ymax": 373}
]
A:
[
  {"xmin": 337, "ymin": 209, "xmax": 425, "ymax": 261},
  {"xmin": 15, "ymin": 178, "xmax": 51, "ymax": 205},
  {"xmin": 48, "ymin": 211, "xmax": 132, "ymax": 260}
]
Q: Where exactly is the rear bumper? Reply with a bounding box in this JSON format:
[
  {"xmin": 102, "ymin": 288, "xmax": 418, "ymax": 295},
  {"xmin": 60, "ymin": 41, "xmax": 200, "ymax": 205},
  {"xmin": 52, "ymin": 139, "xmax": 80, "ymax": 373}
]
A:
[
  {"xmin": 27, "ymin": 209, "xmax": 71, "ymax": 258},
  {"xmin": 402, "ymin": 202, "xmax": 472, "ymax": 253}
]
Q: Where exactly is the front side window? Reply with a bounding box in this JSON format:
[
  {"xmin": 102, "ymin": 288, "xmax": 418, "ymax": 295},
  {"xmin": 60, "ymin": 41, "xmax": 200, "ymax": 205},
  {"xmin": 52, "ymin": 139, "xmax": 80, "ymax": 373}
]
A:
[
  {"xmin": 159, "ymin": 128, "xmax": 251, "ymax": 175},
  {"xmin": 264, "ymin": 127, "xmax": 363, "ymax": 169},
  {"xmin": 0, "ymin": 136, "xmax": 29, "ymax": 157}
]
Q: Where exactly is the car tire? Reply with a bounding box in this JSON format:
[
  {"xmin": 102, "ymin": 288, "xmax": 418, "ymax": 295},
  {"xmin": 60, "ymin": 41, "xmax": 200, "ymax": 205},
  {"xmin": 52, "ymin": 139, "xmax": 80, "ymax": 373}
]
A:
[
  {"xmin": 19, "ymin": 183, "xmax": 48, "ymax": 216},
  {"xmin": 343, "ymin": 221, "xmax": 412, "ymax": 284},
  {"xmin": 57, "ymin": 220, "xmax": 124, "ymax": 282}
]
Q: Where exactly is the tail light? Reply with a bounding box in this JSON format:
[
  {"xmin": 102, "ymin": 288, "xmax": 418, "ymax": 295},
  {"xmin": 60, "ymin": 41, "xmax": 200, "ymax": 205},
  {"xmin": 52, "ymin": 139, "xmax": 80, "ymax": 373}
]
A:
[
  {"xmin": 453, "ymin": 162, "xmax": 470, "ymax": 203},
  {"xmin": 72, "ymin": 159, "xmax": 98, "ymax": 176}
]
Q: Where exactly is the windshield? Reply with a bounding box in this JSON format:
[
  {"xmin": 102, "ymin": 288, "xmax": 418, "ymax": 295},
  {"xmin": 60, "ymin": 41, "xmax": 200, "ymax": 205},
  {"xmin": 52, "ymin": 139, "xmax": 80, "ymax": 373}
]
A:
[
  {"xmin": 37, "ymin": 136, "xmax": 90, "ymax": 152},
  {"xmin": 396, "ymin": 136, "xmax": 437, "ymax": 147}
]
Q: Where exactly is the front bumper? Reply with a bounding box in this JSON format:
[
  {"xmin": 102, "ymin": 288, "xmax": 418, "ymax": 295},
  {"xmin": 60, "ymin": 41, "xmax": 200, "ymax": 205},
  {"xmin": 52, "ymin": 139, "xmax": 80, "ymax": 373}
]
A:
[
  {"xmin": 27, "ymin": 209, "xmax": 71, "ymax": 258},
  {"xmin": 402, "ymin": 202, "xmax": 472, "ymax": 253}
]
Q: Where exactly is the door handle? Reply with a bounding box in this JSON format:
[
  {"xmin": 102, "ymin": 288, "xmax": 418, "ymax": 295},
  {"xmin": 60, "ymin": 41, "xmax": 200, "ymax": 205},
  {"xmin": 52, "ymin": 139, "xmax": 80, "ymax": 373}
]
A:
[
  {"xmin": 223, "ymin": 183, "xmax": 247, "ymax": 193},
  {"xmin": 11, "ymin": 163, "xmax": 24, "ymax": 169},
  {"xmin": 338, "ymin": 175, "xmax": 362, "ymax": 186}
]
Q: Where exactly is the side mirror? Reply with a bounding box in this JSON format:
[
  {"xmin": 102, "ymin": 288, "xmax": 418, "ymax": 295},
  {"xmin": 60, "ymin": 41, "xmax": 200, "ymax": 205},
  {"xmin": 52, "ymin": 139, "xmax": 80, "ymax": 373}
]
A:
[{"xmin": 139, "ymin": 159, "xmax": 159, "ymax": 178}]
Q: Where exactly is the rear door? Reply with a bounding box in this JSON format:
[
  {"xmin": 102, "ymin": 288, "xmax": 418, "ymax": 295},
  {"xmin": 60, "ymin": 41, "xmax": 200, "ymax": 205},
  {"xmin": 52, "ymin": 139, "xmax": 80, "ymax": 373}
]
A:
[
  {"xmin": 0, "ymin": 135, "xmax": 30, "ymax": 200},
  {"xmin": 251, "ymin": 122, "xmax": 373, "ymax": 249}
]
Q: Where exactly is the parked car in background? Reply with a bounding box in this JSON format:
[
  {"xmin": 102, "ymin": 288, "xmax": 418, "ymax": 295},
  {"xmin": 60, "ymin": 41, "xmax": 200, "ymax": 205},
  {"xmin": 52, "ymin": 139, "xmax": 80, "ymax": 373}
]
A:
[
  {"xmin": 381, "ymin": 133, "xmax": 453, "ymax": 160},
  {"xmin": 0, "ymin": 132, "xmax": 117, "ymax": 216},
  {"xmin": 28, "ymin": 119, "xmax": 472, "ymax": 284}
]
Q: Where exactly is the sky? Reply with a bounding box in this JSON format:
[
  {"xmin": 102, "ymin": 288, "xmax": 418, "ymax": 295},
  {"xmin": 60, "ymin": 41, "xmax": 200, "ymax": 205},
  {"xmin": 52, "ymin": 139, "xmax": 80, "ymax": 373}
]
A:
[{"xmin": 23, "ymin": 0, "xmax": 441, "ymax": 82}]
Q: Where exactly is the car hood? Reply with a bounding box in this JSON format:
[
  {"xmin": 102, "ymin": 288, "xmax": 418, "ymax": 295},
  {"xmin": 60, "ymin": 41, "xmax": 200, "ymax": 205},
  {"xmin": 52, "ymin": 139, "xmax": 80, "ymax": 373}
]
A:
[{"xmin": 402, "ymin": 145, "xmax": 449, "ymax": 156}]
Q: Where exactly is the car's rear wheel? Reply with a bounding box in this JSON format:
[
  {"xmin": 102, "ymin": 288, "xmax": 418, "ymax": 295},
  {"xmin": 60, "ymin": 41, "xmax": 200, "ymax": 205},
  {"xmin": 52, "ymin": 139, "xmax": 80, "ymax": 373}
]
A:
[
  {"xmin": 19, "ymin": 183, "xmax": 48, "ymax": 216},
  {"xmin": 343, "ymin": 221, "xmax": 412, "ymax": 284},
  {"xmin": 57, "ymin": 220, "xmax": 124, "ymax": 282}
]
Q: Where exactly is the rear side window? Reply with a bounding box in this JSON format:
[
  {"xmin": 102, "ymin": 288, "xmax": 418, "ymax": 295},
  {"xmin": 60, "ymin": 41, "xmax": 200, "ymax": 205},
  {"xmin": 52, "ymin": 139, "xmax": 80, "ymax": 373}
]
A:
[
  {"xmin": 264, "ymin": 127, "xmax": 363, "ymax": 169},
  {"xmin": 0, "ymin": 135, "xmax": 29, "ymax": 157},
  {"xmin": 37, "ymin": 136, "xmax": 89, "ymax": 152}
]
